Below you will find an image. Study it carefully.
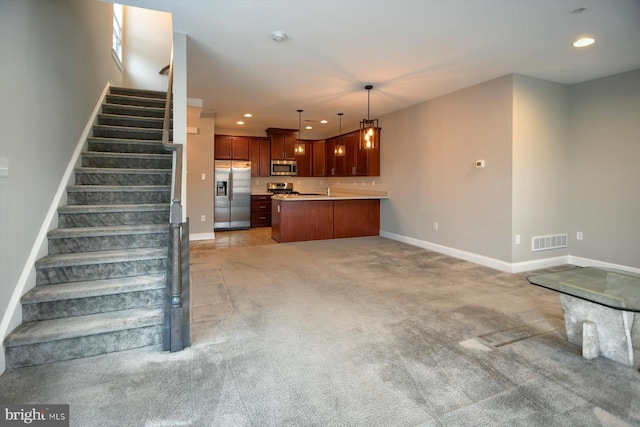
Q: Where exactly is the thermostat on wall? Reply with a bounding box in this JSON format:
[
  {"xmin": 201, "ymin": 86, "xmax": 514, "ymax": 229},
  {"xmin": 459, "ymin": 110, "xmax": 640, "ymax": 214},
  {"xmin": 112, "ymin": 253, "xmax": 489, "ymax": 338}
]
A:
[{"xmin": 476, "ymin": 160, "xmax": 485, "ymax": 168}]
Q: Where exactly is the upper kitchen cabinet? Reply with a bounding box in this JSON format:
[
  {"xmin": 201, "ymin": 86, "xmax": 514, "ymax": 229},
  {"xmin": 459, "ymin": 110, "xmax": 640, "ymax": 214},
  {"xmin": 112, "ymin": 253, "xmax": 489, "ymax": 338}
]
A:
[
  {"xmin": 266, "ymin": 128, "xmax": 298, "ymax": 160},
  {"xmin": 214, "ymin": 135, "xmax": 250, "ymax": 160},
  {"xmin": 313, "ymin": 140, "xmax": 326, "ymax": 177},
  {"xmin": 345, "ymin": 129, "xmax": 380, "ymax": 177},
  {"xmin": 295, "ymin": 140, "xmax": 314, "ymax": 177},
  {"xmin": 326, "ymin": 136, "xmax": 346, "ymax": 177},
  {"xmin": 249, "ymin": 137, "xmax": 271, "ymax": 177}
]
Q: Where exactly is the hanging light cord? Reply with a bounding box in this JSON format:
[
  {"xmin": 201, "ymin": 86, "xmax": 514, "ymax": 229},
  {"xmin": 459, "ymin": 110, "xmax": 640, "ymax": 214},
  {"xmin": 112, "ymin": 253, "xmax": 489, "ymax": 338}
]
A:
[{"xmin": 365, "ymin": 84, "xmax": 373, "ymax": 123}]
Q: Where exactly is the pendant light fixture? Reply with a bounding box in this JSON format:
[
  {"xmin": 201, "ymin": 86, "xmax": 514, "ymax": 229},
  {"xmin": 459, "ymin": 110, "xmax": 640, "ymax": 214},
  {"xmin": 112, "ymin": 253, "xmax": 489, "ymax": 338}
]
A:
[
  {"xmin": 294, "ymin": 109, "xmax": 305, "ymax": 155},
  {"xmin": 334, "ymin": 113, "xmax": 345, "ymax": 157},
  {"xmin": 359, "ymin": 85, "xmax": 379, "ymax": 150}
]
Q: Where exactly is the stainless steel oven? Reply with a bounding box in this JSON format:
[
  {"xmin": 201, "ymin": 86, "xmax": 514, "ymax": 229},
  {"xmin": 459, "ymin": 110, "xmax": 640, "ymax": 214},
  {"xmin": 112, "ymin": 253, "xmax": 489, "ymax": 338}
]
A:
[{"xmin": 270, "ymin": 160, "xmax": 297, "ymax": 176}]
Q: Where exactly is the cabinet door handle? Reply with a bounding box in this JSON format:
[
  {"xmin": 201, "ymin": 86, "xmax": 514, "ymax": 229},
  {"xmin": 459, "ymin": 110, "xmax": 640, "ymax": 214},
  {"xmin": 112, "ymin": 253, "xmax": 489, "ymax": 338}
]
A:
[
  {"xmin": 259, "ymin": 206, "xmax": 266, "ymax": 209},
  {"xmin": 352, "ymin": 166, "xmax": 356, "ymax": 174},
  {"xmin": 259, "ymin": 216, "xmax": 266, "ymax": 220}
]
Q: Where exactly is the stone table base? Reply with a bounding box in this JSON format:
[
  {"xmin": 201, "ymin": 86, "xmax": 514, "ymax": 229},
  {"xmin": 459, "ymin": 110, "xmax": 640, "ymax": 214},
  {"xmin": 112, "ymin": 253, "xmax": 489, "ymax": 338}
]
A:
[{"xmin": 560, "ymin": 294, "xmax": 635, "ymax": 367}]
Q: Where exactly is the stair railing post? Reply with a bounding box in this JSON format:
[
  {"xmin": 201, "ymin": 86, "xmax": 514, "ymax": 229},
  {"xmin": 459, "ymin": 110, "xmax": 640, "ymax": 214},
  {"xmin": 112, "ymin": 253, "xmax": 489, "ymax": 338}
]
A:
[
  {"xmin": 169, "ymin": 199, "xmax": 183, "ymax": 352},
  {"xmin": 160, "ymin": 47, "xmax": 189, "ymax": 352}
]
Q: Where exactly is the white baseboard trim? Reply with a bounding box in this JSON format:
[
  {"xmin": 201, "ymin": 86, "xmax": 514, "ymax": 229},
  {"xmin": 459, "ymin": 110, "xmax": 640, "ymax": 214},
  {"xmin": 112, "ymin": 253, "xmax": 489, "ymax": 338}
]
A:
[
  {"xmin": 568, "ymin": 256, "xmax": 640, "ymax": 275},
  {"xmin": 0, "ymin": 81, "xmax": 111, "ymax": 375},
  {"xmin": 379, "ymin": 231, "xmax": 640, "ymax": 275},
  {"xmin": 190, "ymin": 232, "xmax": 214, "ymax": 241},
  {"xmin": 510, "ymin": 256, "xmax": 570, "ymax": 273},
  {"xmin": 380, "ymin": 231, "xmax": 514, "ymax": 273}
]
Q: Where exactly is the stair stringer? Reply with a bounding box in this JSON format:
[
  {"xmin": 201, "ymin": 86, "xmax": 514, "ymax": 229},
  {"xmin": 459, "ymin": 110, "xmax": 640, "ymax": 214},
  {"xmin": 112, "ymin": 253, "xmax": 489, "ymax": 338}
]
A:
[
  {"xmin": 2, "ymin": 85, "xmax": 175, "ymax": 370},
  {"xmin": 0, "ymin": 81, "xmax": 111, "ymax": 374}
]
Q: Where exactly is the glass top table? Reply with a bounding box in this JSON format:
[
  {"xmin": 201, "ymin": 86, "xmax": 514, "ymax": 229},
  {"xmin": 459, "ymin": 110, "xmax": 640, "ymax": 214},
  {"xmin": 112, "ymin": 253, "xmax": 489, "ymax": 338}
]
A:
[{"xmin": 527, "ymin": 266, "xmax": 640, "ymax": 312}]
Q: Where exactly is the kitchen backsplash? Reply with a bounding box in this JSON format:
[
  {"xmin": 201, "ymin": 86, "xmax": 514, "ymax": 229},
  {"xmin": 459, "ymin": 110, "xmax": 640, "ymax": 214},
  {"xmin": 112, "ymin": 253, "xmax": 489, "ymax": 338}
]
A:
[{"xmin": 251, "ymin": 177, "xmax": 388, "ymax": 194}]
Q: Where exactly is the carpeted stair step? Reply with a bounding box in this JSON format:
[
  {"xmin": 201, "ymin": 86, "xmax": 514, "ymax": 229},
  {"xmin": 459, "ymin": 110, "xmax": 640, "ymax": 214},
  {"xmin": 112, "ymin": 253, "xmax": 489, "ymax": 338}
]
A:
[
  {"xmin": 105, "ymin": 93, "xmax": 167, "ymax": 109},
  {"xmin": 35, "ymin": 248, "xmax": 168, "ymax": 285},
  {"xmin": 58, "ymin": 204, "xmax": 170, "ymax": 228},
  {"xmin": 74, "ymin": 167, "xmax": 171, "ymax": 186},
  {"xmin": 3, "ymin": 307, "xmax": 163, "ymax": 369},
  {"xmin": 66, "ymin": 185, "xmax": 170, "ymax": 205},
  {"xmin": 48, "ymin": 224, "xmax": 169, "ymax": 254},
  {"xmin": 21, "ymin": 274, "xmax": 165, "ymax": 322},
  {"xmin": 82, "ymin": 151, "xmax": 172, "ymax": 169},
  {"xmin": 102, "ymin": 103, "xmax": 165, "ymax": 118},
  {"xmin": 92, "ymin": 124, "xmax": 168, "ymax": 141},
  {"xmin": 87, "ymin": 137, "xmax": 169, "ymax": 154},
  {"xmin": 109, "ymin": 87, "xmax": 167, "ymax": 100},
  {"xmin": 98, "ymin": 113, "xmax": 169, "ymax": 130}
]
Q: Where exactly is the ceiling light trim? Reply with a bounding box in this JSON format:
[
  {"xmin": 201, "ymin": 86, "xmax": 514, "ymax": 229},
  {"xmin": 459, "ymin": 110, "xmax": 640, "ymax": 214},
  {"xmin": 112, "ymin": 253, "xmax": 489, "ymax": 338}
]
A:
[{"xmin": 271, "ymin": 31, "xmax": 287, "ymax": 43}]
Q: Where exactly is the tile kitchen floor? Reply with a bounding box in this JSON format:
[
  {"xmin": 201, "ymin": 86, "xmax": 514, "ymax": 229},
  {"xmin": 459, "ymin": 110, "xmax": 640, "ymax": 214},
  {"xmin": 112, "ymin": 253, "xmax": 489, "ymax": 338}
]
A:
[{"xmin": 190, "ymin": 227, "xmax": 276, "ymax": 251}]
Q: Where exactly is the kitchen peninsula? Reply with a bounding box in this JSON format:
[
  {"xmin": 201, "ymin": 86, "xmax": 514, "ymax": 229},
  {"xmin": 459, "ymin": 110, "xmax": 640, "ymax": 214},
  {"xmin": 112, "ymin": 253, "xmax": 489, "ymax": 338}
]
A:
[{"xmin": 271, "ymin": 191, "xmax": 388, "ymax": 243}]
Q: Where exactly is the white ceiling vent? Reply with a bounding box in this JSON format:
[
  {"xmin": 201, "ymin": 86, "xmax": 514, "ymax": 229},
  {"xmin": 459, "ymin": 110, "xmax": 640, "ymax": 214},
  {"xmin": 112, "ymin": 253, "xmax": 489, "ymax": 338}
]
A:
[{"xmin": 532, "ymin": 234, "xmax": 568, "ymax": 252}]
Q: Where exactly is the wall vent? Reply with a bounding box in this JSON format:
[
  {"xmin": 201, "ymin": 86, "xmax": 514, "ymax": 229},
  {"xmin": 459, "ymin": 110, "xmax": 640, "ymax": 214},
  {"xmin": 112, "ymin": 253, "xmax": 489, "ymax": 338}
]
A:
[{"xmin": 531, "ymin": 234, "xmax": 568, "ymax": 252}]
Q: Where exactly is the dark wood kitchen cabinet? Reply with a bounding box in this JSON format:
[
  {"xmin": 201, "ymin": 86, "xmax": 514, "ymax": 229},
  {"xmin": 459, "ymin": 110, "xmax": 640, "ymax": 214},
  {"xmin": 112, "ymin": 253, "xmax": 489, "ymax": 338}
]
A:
[
  {"xmin": 271, "ymin": 199, "xmax": 334, "ymax": 243},
  {"xmin": 271, "ymin": 198, "xmax": 380, "ymax": 243},
  {"xmin": 294, "ymin": 140, "xmax": 314, "ymax": 177},
  {"xmin": 325, "ymin": 136, "xmax": 346, "ymax": 177},
  {"xmin": 266, "ymin": 128, "xmax": 298, "ymax": 160},
  {"xmin": 214, "ymin": 135, "xmax": 250, "ymax": 160},
  {"xmin": 251, "ymin": 194, "xmax": 272, "ymax": 227},
  {"xmin": 333, "ymin": 199, "xmax": 380, "ymax": 238},
  {"xmin": 249, "ymin": 137, "xmax": 271, "ymax": 177},
  {"xmin": 325, "ymin": 130, "xmax": 379, "ymax": 177},
  {"xmin": 312, "ymin": 140, "xmax": 326, "ymax": 177}
]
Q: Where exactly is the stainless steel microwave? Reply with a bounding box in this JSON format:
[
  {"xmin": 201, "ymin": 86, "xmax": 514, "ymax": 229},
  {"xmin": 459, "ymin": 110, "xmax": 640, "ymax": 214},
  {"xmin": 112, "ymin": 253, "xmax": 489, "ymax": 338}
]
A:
[{"xmin": 271, "ymin": 160, "xmax": 297, "ymax": 176}]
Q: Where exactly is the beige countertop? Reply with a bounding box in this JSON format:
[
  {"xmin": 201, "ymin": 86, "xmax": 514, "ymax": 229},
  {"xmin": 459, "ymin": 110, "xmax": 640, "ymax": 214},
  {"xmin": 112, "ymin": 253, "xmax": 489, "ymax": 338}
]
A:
[{"xmin": 272, "ymin": 190, "xmax": 388, "ymax": 202}]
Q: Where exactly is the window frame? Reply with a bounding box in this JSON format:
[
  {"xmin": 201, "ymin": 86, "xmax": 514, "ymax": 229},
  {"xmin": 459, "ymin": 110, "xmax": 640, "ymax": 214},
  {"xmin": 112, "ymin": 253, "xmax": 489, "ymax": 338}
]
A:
[{"xmin": 112, "ymin": 3, "xmax": 123, "ymax": 71}]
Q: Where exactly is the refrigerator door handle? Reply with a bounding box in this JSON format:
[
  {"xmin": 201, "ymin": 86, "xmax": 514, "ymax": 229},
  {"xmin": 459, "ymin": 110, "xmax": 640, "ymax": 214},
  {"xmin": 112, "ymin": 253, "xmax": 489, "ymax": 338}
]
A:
[{"xmin": 228, "ymin": 172, "xmax": 233, "ymax": 202}]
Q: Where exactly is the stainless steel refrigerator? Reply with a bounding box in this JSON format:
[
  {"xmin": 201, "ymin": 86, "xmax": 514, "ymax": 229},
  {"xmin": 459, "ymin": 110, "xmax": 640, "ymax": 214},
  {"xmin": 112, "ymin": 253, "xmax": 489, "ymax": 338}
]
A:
[{"xmin": 214, "ymin": 160, "xmax": 251, "ymax": 230}]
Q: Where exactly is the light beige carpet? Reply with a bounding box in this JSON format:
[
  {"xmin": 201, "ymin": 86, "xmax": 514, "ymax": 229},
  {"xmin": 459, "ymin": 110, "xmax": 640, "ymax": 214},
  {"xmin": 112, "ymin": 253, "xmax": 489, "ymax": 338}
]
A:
[{"xmin": 1, "ymin": 236, "xmax": 638, "ymax": 426}]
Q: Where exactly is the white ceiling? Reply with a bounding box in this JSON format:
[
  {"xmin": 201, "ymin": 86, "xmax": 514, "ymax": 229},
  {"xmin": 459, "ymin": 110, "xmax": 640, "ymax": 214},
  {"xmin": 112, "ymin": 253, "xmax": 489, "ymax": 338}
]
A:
[{"xmin": 120, "ymin": 0, "xmax": 640, "ymax": 137}]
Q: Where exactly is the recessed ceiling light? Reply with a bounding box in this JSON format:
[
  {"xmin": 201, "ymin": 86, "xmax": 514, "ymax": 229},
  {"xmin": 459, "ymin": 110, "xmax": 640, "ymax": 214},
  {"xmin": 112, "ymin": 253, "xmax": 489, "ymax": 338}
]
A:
[
  {"xmin": 237, "ymin": 121, "xmax": 244, "ymax": 125},
  {"xmin": 320, "ymin": 120, "xmax": 328, "ymax": 124},
  {"xmin": 305, "ymin": 125, "xmax": 312, "ymax": 130},
  {"xmin": 573, "ymin": 37, "xmax": 595, "ymax": 48},
  {"xmin": 271, "ymin": 31, "xmax": 287, "ymax": 43},
  {"xmin": 244, "ymin": 113, "xmax": 252, "ymax": 118}
]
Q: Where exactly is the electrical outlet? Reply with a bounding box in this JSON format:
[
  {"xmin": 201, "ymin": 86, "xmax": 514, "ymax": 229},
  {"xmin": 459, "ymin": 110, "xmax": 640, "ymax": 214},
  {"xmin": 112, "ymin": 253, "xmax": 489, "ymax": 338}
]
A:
[
  {"xmin": 515, "ymin": 235, "xmax": 521, "ymax": 245},
  {"xmin": 433, "ymin": 222, "xmax": 439, "ymax": 231},
  {"xmin": 577, "ymin": 231, "xmax": 583, "ymax": 241},
  {"xmin": 201, "ymin": 173, "xmax": 206, "ymax": 180},
  {"xmin": 200, "ymin": 215, "xmax": 206, "ymax": 222}
]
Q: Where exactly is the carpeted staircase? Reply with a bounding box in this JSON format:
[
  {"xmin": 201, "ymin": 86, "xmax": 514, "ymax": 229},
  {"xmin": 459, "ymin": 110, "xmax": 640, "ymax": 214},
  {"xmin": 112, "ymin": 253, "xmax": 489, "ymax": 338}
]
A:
[{"xmin": 3, "ymin": 87, "xmax": 174, "ymax": 369}]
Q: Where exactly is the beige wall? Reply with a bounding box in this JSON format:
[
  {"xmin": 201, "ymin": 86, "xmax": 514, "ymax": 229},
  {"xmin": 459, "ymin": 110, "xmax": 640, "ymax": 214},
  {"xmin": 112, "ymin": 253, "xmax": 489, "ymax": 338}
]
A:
[
  {"xmin": 512, "ymin": 75, "xmax": 570, "ymax": 264},
  {"xmin": 379, "ymin": 75, "xmax": 514, "ymax": 263},
  {"xmin": 568, "ymin": 69, "xmax": 640, "ymax": 268},
  {"xmin": 122, "ymin": 5, "xmax": 173, "ymax": 91},
  {"xmin": 378, "ymin": 70, "xmax": 640, "ymax": 271},
  {"xmin": 187, "ymin": 107, "xmax": 215, "ymax": 238},
  {"xmin": 0, "ymin": 0, "xmax": 123, "ymax": 372}
]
